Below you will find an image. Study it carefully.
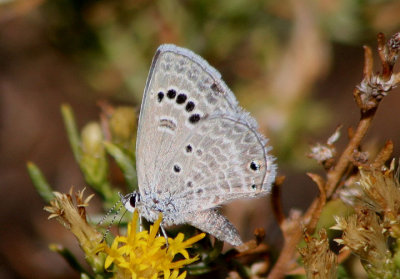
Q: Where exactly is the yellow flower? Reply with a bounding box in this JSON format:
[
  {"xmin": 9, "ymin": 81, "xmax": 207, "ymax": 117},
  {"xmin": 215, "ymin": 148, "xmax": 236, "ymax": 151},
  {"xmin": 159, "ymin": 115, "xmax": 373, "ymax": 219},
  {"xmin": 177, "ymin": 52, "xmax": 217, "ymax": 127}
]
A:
[{"xmin": 99, "ymin": 210, "xmax": 205, "ymax": 279}]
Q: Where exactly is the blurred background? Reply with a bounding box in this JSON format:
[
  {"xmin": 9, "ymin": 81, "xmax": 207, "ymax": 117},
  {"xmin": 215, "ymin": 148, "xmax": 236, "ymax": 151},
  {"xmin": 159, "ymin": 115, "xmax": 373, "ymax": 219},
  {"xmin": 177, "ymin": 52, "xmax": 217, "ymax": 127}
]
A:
[{"xmin": 1, "ymin": 0, "xmax": 400, "ymax": 278}]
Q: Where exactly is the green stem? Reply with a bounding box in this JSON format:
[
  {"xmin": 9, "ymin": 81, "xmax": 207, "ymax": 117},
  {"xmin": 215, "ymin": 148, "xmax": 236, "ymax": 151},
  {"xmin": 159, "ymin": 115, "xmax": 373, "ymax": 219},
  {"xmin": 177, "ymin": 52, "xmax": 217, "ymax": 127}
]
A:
[{"xmin": 49, "ymin": 244, "xmax": 93, "ymax": 277}]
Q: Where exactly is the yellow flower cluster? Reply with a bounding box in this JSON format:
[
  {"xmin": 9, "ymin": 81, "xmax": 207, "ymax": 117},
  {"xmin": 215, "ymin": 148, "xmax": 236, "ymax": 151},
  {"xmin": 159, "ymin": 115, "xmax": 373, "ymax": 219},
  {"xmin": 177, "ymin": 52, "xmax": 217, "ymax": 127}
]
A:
[{"xmin": 99, "ymin": 210, "xmax": 205, "ymax": 279}]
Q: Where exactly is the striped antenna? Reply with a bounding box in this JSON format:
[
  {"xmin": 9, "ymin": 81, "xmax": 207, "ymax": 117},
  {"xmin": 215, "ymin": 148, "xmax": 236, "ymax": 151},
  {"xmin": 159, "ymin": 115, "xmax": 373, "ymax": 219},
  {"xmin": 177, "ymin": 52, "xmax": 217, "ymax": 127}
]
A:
[
  {"xmin": 100, "ymin": 202, "xmax": 125, "ymax": 242},
  {"xmin": 98, "ymin": 198, "xmax": 122, "ymax": 227},
  {"xmin": 116, "ymin": 208, "xmax": 129, "ymax": 235},
  {"xmin": 98, "ymin": 194, "xmax": 126, "ymax": 242}
]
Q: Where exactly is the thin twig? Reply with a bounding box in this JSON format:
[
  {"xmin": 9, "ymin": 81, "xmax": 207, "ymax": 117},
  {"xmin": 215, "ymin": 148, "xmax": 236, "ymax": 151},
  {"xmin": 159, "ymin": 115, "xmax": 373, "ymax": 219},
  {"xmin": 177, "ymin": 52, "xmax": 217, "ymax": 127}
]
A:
[
  {"xmin": 267, "ymin": 211, "xmax": 302, "ymax": 279},
  {"xmin": 305, "ymin": 173, "xmax": 326, "ymax": 233},
  {"xmin": 325, "ymin": 107, "xmax": 375, "ymax": 197},
  {"xmin": 371, "ymin": 140, "xmax": 394, "ymax": 169}
]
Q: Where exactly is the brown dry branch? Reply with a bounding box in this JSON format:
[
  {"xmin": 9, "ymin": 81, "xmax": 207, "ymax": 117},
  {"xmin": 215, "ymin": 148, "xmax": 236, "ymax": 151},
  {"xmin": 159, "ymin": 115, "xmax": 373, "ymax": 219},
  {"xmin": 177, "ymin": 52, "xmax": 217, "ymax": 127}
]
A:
[
  {"xmin": 234, "ymin": 229, "xmax": 267, "ymax": 255},
  {"xmin": 371, "ymin": 140, "xmax": 394, "ymax": 169},
  {"xmin": 267, "ymin": 210, "xmax": 303, "ymax": 279},
  {"xmin": 267, "ymin": 31, "xmax": 400, "ymax": 279},
  {"xmin": 271, "ymin": 176, "xmax": 286, "ymax": 226},
  {"xmin": 304, "ymin": 173, "xmax": 327, "ymax": 233}
]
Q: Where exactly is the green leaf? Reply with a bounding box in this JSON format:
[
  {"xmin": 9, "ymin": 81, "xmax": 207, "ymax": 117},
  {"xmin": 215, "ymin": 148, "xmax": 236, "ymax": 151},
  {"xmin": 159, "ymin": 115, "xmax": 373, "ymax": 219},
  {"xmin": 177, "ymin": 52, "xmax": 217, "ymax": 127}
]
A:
[
  {"xmin": 61, "ymin": 104, "xmax": 82, "ymax": 162},
  {"xmin": 26, "ymin": 162, "xmax": 54, "ymax": 202},
  {"xmin": 104, "ymin": 141, "xmax": 137, "ymax": 192}
]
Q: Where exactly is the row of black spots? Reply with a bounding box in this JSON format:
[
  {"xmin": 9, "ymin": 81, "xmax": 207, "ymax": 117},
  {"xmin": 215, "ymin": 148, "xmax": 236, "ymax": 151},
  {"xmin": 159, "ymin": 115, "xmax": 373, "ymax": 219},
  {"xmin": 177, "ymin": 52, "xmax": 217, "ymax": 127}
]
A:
[
  {"xmin": 157, "ymin": 89, "xmax": 178, "ymax": 103},
  {"xmin": 157, "ymin": 89, "xmax": 195, "ymax": 112},
  {"xmin": 157, "ymin": 89, "xmax": 201, "ymax": 124},
  {"xmin": 186, "ymin": 102, "xmax": 198, "ymax": 124}
]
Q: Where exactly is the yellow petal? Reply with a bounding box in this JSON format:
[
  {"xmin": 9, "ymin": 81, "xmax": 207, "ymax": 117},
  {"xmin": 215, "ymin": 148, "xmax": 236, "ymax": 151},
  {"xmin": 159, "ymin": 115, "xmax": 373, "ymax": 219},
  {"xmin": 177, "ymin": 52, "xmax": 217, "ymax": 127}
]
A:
[
  {"xmin": 104, "ymin": 256, "xmax": 114, "ymax": 269},
  {"xmin": 176, "ymin": 270, "xmax": 187, "ymax": 279},
  {"xmin": 169, "ymin": 269, "xmax": 180, "ymax": 279},
  {"xmin": 183, "ymin": 233, "xmax": 206, "ymax": 246},
  {"xmin": 148, "ymin": 213, "xmax": 163, "ymax": 243}
]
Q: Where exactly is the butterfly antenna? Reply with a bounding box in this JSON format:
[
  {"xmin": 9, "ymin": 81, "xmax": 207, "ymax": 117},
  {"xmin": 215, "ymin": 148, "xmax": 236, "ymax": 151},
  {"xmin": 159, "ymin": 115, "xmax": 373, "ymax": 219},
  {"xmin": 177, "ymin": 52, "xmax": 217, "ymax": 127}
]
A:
[
  {"xmin": 98, "ymin": 200, "xmax": 121, "ymax": 227},
  {"xmin": 100, "ymin": 202, "xmax": 124, "ymax": 243},
  {"xmin": 116, "ymin": 208, "xmax": 129, "ymax": 236}
]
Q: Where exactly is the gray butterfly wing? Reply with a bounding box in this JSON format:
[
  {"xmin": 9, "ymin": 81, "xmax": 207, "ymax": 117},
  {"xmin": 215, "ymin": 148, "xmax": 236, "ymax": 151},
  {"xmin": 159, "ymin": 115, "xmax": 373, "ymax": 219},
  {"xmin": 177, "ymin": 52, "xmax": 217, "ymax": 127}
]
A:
[{"xmin": 136, "ymin": 44, "xmax": 276, "ymax": 214}]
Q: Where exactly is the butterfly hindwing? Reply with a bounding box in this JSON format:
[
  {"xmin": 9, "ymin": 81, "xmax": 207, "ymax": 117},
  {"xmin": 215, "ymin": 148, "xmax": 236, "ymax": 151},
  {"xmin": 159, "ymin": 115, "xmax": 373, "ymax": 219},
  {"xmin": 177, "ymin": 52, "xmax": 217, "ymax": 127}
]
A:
[{"xmin": 135, "ymin": 44, "xmax": 276, "ymax": 213}]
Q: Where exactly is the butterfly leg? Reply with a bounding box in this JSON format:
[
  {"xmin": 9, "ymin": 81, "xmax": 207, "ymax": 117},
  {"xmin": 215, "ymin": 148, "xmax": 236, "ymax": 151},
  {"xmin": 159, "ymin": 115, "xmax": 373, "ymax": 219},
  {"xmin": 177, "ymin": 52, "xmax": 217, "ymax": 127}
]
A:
[
  {"xmin": 185, "ymin": 209, "xmax": 243, "ymax": 246},
  {"xmin": 160, "ymin": 224, "xmax": 169, "ymax": 248},
  {"xmin": 139, "ymin": 215, "xmax": 143, "ymax": 231}
]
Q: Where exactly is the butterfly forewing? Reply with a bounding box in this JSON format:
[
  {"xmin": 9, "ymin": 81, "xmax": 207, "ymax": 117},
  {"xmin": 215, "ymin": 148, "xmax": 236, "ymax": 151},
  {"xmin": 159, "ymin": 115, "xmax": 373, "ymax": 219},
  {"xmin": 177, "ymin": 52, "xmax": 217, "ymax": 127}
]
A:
[{"xmin": 135, "ymin": 44, "xmax": 276, "ymax": 213}]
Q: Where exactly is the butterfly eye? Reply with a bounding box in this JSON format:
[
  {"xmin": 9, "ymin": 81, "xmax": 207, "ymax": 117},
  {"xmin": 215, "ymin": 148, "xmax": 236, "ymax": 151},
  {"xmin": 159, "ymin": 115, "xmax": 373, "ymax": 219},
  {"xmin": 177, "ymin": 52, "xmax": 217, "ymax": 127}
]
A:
[
  {"xmin": 123, "ymin": 193, "xmax": 138, "ymax": 212},
  {"xmin": 130, "ymin": 195, "xmax": 136, "ymax": 207}
]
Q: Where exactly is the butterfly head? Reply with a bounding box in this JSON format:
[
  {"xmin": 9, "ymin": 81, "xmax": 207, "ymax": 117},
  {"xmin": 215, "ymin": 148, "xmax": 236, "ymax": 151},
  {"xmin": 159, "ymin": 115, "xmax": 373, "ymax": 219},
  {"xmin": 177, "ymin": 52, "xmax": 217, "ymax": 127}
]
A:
[{"xmin": 120, "ymin": 191, "xmax": 141, "ymax": 212}]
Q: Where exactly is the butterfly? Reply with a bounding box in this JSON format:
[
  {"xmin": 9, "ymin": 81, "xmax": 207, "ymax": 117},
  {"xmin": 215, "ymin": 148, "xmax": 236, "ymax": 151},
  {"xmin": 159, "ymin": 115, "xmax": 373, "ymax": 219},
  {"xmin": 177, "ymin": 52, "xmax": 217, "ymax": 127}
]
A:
[{"xmin": 121, "ymin": 44, "xmax": 276, "ymax": 246}]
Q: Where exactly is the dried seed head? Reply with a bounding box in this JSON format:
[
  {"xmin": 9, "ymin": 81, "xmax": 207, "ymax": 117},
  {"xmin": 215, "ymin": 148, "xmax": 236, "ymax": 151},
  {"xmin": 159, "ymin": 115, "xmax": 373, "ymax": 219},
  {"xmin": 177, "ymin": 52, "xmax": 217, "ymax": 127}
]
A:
[
  {"xmin": 44, "ymin": 188, "xmax": 102, "ymax": 254},
  {"xmin": 332, "ymin": 209, "xmax": 394, "ymax": 276},
  {"xmin": 299, "ymin": 229, "xmax": 337, "ymax": 279},
  {"xmin": 340, "ymin": 166, "xmax": 400, "ymax": 237}
]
